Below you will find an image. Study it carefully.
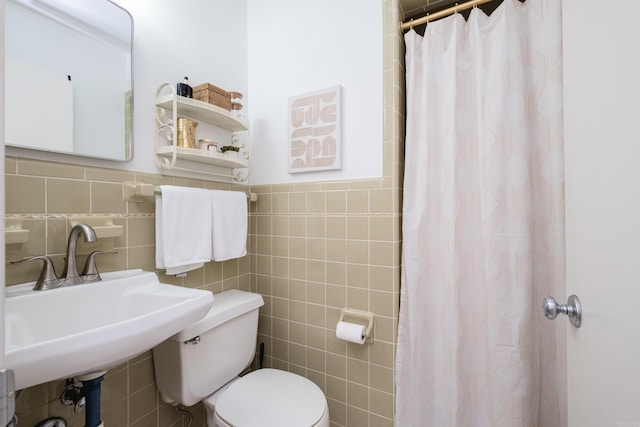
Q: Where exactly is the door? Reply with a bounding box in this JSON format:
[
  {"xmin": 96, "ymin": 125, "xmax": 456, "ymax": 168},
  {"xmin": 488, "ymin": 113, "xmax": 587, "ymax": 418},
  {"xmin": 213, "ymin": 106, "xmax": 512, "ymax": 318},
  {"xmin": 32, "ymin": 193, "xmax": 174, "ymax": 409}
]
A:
[
  {"xmin": 1, "ymin": 0, "xmax": 9, "ymax": 422},
  {"xmin": 563, "ymin": 1, "xmax": 640, "ymax": 425},
  {"xmin": 1, "ymin": 0, "xmax": 6, "ymax": 368}
]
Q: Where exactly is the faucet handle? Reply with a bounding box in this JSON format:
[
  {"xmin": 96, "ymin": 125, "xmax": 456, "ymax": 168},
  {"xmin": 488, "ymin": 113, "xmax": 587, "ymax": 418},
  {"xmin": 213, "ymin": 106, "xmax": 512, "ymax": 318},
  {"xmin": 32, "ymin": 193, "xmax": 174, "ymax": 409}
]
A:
[
  {"xmin": 81, "ymin": 250, "xmax": 117, "ymax": 278},
  {"xmin": 10, "ymin": 255, "xmax": 60, "ymax": 290}
]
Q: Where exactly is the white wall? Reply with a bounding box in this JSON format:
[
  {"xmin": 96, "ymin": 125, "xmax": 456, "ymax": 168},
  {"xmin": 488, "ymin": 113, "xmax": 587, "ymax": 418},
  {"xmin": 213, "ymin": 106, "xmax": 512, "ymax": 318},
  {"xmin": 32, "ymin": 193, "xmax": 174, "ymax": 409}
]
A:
[
  {"xmin": 247, "ymin": 0, "xmax": 383, "ymax": 185},
  {"xmin": 118, "ymin": 0, "xmax": 248, "ymax": 174},
  {"xmin": 5, "ymin": 0, "xmax": 383, "ymax": 185},
  {"xmin": 6, "ymin": 0, "xmax": 248, "ymax": 176}
]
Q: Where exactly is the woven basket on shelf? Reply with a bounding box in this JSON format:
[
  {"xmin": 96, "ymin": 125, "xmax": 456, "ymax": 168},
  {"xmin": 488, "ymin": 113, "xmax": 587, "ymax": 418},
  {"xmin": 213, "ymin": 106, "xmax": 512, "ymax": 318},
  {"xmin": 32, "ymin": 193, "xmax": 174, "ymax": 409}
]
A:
[{"xmin": 192, "ymin": 83, "xmax": 232, "ymax": 111}]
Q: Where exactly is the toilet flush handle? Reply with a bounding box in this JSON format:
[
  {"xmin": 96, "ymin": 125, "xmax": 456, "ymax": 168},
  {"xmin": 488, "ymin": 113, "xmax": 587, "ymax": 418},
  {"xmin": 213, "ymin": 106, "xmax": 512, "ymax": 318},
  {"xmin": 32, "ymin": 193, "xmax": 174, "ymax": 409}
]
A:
[{"xmin": 184, "ymin": 336, "xmax": 200, "ymax": 345}]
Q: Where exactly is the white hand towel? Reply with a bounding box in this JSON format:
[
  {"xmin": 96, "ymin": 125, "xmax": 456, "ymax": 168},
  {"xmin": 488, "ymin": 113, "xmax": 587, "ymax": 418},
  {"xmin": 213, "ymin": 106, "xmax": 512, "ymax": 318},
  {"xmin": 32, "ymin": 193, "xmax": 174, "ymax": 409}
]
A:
[
  {"xmin": 156, "ymin": 185, "xmax": 212, "ymax": 275},
  {"xmin": 210, "ymin": 190, "xmax": 248, "ymax": 261}
]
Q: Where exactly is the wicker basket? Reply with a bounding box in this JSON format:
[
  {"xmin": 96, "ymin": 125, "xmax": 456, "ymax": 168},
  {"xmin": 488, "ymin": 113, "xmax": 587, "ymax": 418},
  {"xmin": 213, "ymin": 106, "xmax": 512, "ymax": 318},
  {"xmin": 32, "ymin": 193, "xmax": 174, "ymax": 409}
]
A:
[{"xmin": 192, "ymin": 83, "xmax": 232, "ymax": 111}]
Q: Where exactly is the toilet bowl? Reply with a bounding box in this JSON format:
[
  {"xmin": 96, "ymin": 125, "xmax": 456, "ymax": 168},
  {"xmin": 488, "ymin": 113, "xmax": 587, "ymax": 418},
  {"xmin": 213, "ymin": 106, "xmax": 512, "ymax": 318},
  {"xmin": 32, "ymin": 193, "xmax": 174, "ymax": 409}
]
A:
[
  {"xmin": 152, "ymin": 289, "xmax": 329, "ymax": 427},
  {"xmin": 206, "ymin": 369, "xmax": 329, "ymax": 427}
]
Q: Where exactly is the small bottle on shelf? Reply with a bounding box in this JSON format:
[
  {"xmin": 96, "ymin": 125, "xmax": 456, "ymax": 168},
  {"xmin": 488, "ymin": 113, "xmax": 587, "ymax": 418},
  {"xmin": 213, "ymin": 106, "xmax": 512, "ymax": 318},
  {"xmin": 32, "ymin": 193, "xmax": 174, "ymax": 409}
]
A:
[{"xmin": 176, "ymin": 77, "xmax": 193, "ymax": 98}]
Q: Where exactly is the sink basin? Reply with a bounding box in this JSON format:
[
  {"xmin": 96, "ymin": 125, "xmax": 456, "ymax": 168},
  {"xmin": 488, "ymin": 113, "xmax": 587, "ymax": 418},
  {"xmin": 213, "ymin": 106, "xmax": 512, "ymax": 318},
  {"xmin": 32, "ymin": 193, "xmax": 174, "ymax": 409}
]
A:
[{"xmin": 5, "ymin": 269, "xmax": 213, "ymax": 390}]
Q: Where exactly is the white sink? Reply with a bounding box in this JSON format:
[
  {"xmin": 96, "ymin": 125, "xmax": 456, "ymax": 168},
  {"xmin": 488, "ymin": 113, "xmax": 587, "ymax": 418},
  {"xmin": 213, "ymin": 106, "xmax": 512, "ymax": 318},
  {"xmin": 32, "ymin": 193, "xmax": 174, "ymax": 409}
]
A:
[{"xmin": 5, "ymin": 269, "xmax": 213, "ymax": 390}]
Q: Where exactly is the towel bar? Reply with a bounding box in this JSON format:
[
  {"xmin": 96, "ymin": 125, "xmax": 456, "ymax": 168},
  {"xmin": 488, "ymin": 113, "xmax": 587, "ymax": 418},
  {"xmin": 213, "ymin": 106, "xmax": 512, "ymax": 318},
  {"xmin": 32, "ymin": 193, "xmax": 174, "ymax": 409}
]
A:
[
  {"xmin": 152, "ymin": 186, "xmax": 257, "ymax": 202},
  {"xmin": 123, "ymin": 181, "xmax": 257, "ymax": 202}
]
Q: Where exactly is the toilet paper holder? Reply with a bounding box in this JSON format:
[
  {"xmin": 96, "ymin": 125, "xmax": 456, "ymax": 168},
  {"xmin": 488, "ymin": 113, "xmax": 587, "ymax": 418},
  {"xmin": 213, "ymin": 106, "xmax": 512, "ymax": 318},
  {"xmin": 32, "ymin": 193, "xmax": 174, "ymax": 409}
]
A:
[{"xmin": 338, "ymin": 308, "xmax": 375, "ymax": 343}]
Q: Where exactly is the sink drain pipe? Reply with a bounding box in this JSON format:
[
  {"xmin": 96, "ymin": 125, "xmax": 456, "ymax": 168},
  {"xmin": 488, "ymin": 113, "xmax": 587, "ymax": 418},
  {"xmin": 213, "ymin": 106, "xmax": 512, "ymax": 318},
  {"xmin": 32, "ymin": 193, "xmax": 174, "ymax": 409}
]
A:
[{"xmin": 79, "ymin": 373, "xmax": 105, "ymax": 427}]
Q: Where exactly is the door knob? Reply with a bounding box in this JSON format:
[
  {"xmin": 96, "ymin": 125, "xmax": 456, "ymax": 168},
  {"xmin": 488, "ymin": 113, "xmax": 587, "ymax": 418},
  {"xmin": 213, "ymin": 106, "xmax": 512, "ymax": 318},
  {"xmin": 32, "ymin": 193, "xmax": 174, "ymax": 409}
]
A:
[{"xmin": 542, "ymin": 295, "xmax": 582, "ymax": 328}]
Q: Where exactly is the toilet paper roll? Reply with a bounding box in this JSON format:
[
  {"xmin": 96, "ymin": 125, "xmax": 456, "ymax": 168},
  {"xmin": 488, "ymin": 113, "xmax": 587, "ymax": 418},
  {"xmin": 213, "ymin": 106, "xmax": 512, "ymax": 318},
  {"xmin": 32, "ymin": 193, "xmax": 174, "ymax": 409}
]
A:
[{"xmin": 336, "ymin": 321, "xmax": 367, "ymax": 345}]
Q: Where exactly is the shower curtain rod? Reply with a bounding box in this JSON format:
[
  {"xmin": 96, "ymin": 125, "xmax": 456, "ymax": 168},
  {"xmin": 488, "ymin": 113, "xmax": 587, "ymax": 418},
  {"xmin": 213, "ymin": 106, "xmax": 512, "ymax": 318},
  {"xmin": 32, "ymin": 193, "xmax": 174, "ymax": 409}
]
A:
[{"xmin": 401, "ymin": 0, "xmax": 496, "ymax": 31}]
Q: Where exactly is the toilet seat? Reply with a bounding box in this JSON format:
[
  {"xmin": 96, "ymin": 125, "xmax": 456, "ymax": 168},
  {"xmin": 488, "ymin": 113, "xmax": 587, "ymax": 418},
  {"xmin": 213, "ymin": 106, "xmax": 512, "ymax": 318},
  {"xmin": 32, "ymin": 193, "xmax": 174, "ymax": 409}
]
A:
[{"xmin": 211, "ymin": 369, "xmax": 328, "ymax": 427}]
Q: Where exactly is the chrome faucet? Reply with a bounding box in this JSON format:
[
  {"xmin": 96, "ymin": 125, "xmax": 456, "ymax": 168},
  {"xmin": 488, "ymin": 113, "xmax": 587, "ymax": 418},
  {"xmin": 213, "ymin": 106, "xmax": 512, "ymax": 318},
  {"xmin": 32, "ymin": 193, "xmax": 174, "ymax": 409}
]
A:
[
  {"xmin": 60, "ymin": 224, "xmax": 97, "ymax": 286},
  {"xmin": 10, "ymin": 224, "xmax": 114, "ymax": 290}
]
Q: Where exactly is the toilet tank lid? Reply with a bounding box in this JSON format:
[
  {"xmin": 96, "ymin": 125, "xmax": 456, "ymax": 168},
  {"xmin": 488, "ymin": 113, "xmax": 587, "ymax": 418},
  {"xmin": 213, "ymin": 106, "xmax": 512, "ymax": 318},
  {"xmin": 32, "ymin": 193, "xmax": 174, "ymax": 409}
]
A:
[{"xmin": 169, "ymin": 289, "xmax": 264, "ymax": 342}]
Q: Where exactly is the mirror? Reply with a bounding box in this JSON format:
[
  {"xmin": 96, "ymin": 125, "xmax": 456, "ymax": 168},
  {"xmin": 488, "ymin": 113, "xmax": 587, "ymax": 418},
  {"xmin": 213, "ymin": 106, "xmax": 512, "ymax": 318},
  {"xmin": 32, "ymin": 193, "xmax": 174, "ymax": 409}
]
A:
[{"xmin": 4, "ymin": 0, "xmax": 133, "ymax": 161}]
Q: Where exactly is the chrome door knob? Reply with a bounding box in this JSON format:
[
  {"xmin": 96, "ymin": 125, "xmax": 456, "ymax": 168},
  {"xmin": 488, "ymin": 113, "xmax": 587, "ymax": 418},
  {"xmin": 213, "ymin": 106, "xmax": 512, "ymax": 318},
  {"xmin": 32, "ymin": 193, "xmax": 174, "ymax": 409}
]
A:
[{"xmin": 543, "ymin": 295, "xmax": 582, "ymax": 328}]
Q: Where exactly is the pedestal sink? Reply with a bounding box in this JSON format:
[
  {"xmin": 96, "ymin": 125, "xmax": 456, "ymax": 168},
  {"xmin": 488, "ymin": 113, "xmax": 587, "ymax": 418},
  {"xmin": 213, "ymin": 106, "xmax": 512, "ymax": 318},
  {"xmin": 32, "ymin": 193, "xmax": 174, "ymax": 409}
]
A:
[{"xmin": 5, "ymin": 268, "xmax": 214, "ymax": 391}]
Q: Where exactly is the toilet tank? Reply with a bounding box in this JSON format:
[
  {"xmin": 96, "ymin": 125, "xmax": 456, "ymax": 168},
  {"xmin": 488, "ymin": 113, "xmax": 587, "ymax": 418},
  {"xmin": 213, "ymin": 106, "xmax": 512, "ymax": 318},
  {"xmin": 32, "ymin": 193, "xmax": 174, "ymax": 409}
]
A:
[{"xmin": 153, "ymin": 289, "xmax": 264, "ymax": 407}]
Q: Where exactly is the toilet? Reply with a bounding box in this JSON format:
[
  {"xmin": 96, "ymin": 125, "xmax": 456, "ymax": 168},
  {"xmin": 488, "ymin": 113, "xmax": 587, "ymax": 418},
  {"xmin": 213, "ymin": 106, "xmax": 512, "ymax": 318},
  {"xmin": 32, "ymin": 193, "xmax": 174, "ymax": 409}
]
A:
[{"xmin": 152, "ymin": 289, "xmax": 330, "ymax": 427}]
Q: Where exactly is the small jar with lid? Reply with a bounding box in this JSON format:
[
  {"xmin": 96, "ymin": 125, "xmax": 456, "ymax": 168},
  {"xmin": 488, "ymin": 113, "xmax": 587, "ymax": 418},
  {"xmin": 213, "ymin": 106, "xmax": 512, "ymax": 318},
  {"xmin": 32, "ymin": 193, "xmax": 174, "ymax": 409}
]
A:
[
  {"xmin": 177, "ymin": 77, "xmax": 193, "ymax": 98},
  {"xmin": 229, "ymin": 91, "xmax": 243, "ymax": 117}
]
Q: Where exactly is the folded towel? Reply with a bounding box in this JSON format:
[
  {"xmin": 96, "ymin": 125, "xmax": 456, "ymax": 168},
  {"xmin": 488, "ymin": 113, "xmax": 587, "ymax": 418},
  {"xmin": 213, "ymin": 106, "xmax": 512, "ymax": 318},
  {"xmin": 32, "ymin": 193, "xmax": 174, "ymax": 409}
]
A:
[
  {"xmin": 156, "ymin": 185, "xmax": 212, "ymax": 275},
  {"xmin": 211, "ymin": 190, "xmax": 248, "ymax": 261}
]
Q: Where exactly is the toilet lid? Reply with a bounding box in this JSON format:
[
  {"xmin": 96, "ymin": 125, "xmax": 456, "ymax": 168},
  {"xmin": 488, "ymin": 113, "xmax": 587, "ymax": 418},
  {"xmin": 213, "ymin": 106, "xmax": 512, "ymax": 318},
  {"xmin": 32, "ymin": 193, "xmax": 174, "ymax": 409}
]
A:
[{"xmin": 215, "ymin": 369, "xmax": 326, "ymax": 427}]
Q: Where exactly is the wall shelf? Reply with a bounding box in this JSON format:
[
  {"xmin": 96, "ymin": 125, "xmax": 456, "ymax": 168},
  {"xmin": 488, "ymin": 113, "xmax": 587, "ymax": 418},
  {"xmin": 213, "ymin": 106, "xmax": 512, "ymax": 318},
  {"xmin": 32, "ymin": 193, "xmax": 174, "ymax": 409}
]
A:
[
  {"xmin": 154, "ymin": 83, "xmax": 250, "ymax": 181},
  {"xmin": 5, "ymin": 218, "xmax": 29, "ymax": 245},
  {"xmin": 155, "ymin": 94, "xmax": 248, "ymax": 132},
  {"xmin": 156, "ymin": 146, "xmax": 247, "ymax": 169},
  {"xmin": 69, "ymin": 215, "xmax": 123, "ymax": 239}
]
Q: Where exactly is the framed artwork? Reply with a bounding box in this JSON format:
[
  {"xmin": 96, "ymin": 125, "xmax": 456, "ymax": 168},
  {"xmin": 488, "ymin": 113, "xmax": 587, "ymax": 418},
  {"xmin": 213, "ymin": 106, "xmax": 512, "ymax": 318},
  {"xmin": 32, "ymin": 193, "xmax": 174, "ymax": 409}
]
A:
[{"xmin": 288, "ymin": 85, "xmax": 341, "ymax": 173}]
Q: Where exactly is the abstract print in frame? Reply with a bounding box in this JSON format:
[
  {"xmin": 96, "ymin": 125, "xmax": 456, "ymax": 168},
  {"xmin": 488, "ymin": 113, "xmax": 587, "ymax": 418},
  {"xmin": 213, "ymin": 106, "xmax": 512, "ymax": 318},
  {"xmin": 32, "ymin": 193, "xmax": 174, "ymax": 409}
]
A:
[{"xmin": 288, "ymin": 85, "xmax": 341, "ymax": 173}]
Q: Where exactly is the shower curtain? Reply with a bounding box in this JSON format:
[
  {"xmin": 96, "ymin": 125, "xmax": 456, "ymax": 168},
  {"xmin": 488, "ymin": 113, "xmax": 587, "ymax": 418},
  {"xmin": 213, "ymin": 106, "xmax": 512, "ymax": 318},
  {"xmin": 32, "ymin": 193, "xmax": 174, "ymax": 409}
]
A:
[{"xmin": 396, "ymin": 0, "xmax": 566, "ymax": 426}]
